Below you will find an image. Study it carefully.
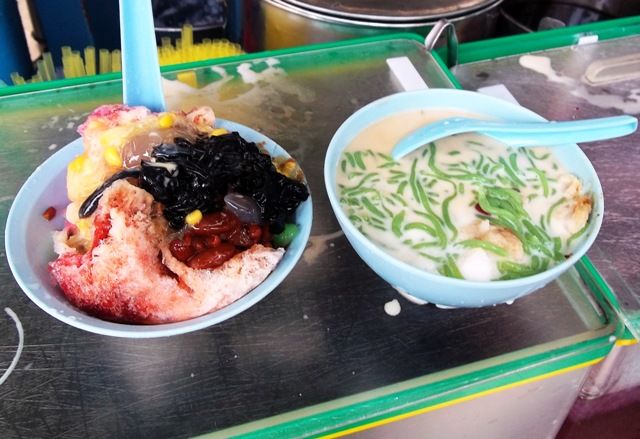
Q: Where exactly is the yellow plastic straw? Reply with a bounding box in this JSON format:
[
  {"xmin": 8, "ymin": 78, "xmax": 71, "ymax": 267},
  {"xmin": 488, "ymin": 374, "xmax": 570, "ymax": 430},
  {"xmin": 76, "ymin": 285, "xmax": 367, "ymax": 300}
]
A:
[
  {"xmin": 35, "ymin": 60, "xmax": 46, "ymax": 81},
  {"xmin": 111, "ymin": 49, "xmax": 121, "ymax": 72},
  {"xmin": 61, "ymin": 46, "xmax": 72, "ymax": 60},
  {"xmin": 10, "ymin": 25, "xmax": 244, "ymax": 84},
  {"xmin": 10, "ymin": 72, "xmax": 26, "ymax": 85},
  {"xmin": 72, "ymin": 51, "xmax": 86, "ymax": 77},
  {"xmin": 156, "ymin": 24, "xmax": 244, "ymax": 66},
  {"xmin": 61, "ymin": 55, "xmax": 72, "ymax": 78},
  {"xmin": 84, "ymin": 46, "xmax": 96, "ymax": 76},
  {"xmin": 43, "ymin": 52, "xmax": 55, "ymax": 80},
  {"xmin": 183, "ymin": 24, "xmax": 193, "ymax": 48},
  {"xmin": 99, "ymin": 48, "xmax": 111, "ymax": 74}
]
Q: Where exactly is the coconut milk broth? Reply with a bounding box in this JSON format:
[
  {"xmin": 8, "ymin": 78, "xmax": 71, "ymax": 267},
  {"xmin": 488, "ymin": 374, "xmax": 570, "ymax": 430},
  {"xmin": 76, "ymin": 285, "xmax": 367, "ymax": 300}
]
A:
[{"xmin": 336, "ymin": 109, "xmax": 587, "ymax": 281}]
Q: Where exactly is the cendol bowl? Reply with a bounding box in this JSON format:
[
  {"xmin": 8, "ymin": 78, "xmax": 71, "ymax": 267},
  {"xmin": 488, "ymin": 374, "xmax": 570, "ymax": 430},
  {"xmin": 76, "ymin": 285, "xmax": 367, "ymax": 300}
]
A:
[{"xmin": 324, "ymin": 89, "xmax": 603, "ymax": 307}]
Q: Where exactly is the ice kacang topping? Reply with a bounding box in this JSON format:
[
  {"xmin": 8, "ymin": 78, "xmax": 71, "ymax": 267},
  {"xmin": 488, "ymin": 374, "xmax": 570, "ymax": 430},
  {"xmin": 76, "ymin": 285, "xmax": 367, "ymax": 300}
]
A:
[
  {"xmin": 168, "ymin": 210, "xmax": 271, "ymax": 269},
  {"xmin": 79, "ymin": 132, "xmax": 309, "ymax": 232},
  {"xmin": 51, "ymin": 104, "xmax": 305, "ymax": 324},
  {"xmin": 50, "ymin": 180, "xmax": 285, "ymax": 323},
  {"xmin": 69, "ymin": 105, "xmax": 214, "ymax": 203},
  {"xmin": 65, "ymin": 105, "xmax": 217, "ymax": 249},
  {"xmin": 224, "ymin": 192, "xmax": 262, "ymax": 224},
  {"xmin": 78, "ymin": 168, "xmax": 141, "ymax": 218}
]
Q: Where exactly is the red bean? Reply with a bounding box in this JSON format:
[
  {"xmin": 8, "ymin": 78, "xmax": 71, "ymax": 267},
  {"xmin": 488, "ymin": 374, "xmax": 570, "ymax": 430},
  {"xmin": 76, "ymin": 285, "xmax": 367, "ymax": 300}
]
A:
[
  {"xmin": 475, "ymin": 203, "xmax": 490, "ymax": 216},
  {"xmin": 248, "ymin": 224, "xmax": 262, "ymax": 240},
  {"xmin": 261, "ymin": 225, "xmax": 272, "ymax": 244},
  {"xmin": 227, "ymin": 225, "xmax": 253, "ymax": 248},
  {"xmin": 187, "ymin": 243, "xmax": 236, "ymax": 269},
  {"xmin": 192, "ymin": 236, "xmax": 206, "ymax": 252},
  {"xmin": 182, "ymin": 231, "xmax": 193, "ymax": 246},
  {"xmin": 42, "ymin": 206, "xmax": 56, "ymax": 221},
  {"xmin": 169, "ymin": 239, "xmax": 194, "ymax": 262},
  {"xmin": 191, "ymin": 211, "xmax": 239, "ymax": 235},
  {"xmin": 205, "ymin": 235, "xmax": 221, "ymax": 248}
]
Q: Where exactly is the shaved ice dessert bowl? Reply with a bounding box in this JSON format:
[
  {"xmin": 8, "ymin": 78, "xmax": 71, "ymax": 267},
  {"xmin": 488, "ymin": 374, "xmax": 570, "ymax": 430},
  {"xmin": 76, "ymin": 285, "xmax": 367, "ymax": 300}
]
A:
[{"xmin": 6, "ymin": 106, "xmax": 312, "ymax": 338}]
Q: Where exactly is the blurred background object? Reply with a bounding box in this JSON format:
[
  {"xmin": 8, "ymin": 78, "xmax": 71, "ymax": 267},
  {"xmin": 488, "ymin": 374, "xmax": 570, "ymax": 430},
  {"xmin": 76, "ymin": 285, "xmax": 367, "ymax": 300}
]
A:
[
  {"xmin": 235, "ymin": 0, "xmax": 504, "ymax": 52},
  {"xmin": 153, "ymin": 0, "xmax": 227, "ymax": 41},
  {"xmin": 0, "ymin": 0, "xmax": 33, "ymax": 84},
  {"xmin": 8, "ymin": 0, "xmax": 239, "ymax": 85},
  {"xmin": 32, "ymin": 0, "xmax": 99, "ymax": 66},
  {"xmin": 5, "ymin": 0, "xmax": 640, "ymax": 86},
  {"xmin": 499, "ymin": 0, "xmax": 640, "ymax": 34}
]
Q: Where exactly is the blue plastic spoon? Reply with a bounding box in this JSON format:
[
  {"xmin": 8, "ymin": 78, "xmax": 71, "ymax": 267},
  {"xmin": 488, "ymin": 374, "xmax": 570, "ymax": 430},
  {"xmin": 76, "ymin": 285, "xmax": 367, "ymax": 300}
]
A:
[
  {"xmin": 391, "ymin": 115, "xmax": 638, "ymax": 160},
  {"xmin": 119, "ymin": 0, "xmax": 166, "ymax": 112}
]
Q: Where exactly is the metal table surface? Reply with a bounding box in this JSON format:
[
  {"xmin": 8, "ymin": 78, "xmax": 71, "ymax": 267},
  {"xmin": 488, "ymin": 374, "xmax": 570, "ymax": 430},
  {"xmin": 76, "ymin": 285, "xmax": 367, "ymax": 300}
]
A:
[
  {"xmin": 0, "ymin": 38, "xmax": 611, "ymax": 438},
  {"xmin": 453, "ymin": 34, "xmax": 640, "ymax": 336}
]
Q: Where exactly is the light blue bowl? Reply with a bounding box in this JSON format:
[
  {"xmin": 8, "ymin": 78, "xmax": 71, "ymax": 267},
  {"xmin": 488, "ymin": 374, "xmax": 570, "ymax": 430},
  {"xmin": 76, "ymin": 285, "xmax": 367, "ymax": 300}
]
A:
[
  {"xmin": 324, "ymin": 89, "xmax": 603, "ymax": 307},
  {"xmin": 5, "ymin": 120, "xmax": 312, "ymax": 337}
]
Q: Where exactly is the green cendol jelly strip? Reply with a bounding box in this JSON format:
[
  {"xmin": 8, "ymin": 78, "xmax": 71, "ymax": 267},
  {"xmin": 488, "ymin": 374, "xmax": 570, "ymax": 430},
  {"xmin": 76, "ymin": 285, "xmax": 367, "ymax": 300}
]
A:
[{"xmin": 338, "ymin": 137, "xmax": 588, "ymax": 281}]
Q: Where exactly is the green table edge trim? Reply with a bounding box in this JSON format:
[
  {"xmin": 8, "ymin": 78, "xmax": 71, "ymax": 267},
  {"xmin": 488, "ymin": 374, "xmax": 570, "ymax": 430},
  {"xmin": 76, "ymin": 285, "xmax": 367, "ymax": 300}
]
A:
[
  {"xmin": 454, "ymin": 15, "xmax": 640, "ymax": 64},
  {"xmin": 450, "ymin": 15, "xmax": 640, "ymax": 341},
  {"xmin": 204, "ymin": 334, "xmax": 613, "ymax": 439},
  {"xmin": 576, "ymin": 257, "xmax": 639, "ymax": 341}
]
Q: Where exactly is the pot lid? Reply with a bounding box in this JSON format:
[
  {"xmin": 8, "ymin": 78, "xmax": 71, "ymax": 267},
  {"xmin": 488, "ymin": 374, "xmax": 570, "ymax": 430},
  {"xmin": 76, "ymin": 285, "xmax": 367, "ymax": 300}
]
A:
[{"xmin": 284, "ymin": 0, "xmax": 499, "ymax": 22}]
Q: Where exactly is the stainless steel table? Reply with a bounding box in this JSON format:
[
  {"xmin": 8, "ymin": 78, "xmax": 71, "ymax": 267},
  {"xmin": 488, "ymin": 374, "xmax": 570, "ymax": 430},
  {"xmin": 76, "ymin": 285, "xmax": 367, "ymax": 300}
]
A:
[{"xmin": 0, "ymin": 27, "xmax": 632, "ymax": 438}]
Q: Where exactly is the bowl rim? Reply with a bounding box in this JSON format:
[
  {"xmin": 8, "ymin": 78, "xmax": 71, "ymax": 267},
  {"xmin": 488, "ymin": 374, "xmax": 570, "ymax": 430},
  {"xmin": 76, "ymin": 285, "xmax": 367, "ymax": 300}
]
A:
[
  {"xmin": 5, "ymin": 119, "xmax": 313, "ymax": 338},
  {"xmin": 324, "ymin": 88, "xmax": 604, "ymax": 289}
]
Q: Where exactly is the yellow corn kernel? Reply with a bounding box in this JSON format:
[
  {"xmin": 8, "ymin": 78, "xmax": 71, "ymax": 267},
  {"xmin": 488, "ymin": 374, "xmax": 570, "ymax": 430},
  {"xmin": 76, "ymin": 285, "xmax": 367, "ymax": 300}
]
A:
[
  {"xmin": 86, "ymin": 120, "xmax": 104, "ymax": 130},
  {"xmin": 69, "ymin": 154, "xmax": 87, "ymax": 173},
  {"xmin": 281, "ymin": 159, "xmax": 297, "ymax": 173},
  {"xmin": 209, "ymin": 128, "xmax": 229, "ymax": 136},
  {"xmin": 158, "ymin": 113, "xmax": 175, "ymax": 129},
  {"xmin": 277, "ymin": 159, "xmax": 300, "ymax": 179},
  {"xmin": 99, "ymin": 130, "xmax": 123, "ymax": 149},
  {"xmin": 185, "ymin": 209, "xmax": 203, "ymax": 225},
  {"xmin": 77, "ymin": 218, "xmax": 91, "ymax": 233},
  {"xmin": 103, "ymin": 146, "xmax": 121, "ymax": 167}
]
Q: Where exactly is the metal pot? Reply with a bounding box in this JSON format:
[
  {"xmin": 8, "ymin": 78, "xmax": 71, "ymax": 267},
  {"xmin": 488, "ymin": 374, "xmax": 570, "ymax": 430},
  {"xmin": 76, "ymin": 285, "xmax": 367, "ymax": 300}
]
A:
[
  {"xmin": 153, "ymin": 0, "xmax": 227, "ymax": 42},
  {"xmin": 234, "ymin": 0, "xmax": 503, "ymax": 52}
]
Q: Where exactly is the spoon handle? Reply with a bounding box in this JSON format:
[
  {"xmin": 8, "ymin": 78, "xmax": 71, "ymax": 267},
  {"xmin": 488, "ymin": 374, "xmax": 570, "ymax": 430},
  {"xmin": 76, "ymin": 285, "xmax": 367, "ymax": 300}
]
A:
[
  {"xmin": 483, "ymin": 116, "xmax": 638, "ymax": 146},
  {"xmin": 392, "ymin": 115, "xmax": 638, "ymax": 159},
  {"xmin": 119, "ymin": 0, "xmax": 166, "ymax": 112}
]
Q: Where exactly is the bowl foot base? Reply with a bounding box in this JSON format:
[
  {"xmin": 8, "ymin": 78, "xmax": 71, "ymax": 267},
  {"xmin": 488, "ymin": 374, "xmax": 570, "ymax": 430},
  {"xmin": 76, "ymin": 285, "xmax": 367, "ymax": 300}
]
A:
[{"xmin": 393, "ymin": 286, "xmax": 430, "ymax": 306}]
